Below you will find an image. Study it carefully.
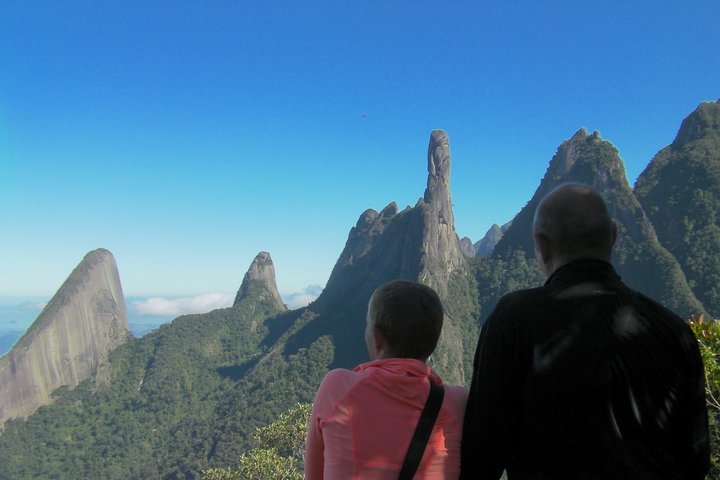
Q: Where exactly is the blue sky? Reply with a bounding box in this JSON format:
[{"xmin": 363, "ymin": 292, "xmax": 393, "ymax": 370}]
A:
[{"xmin": 1, "ymin": 1, "xmax": 719, "ymax": 331}]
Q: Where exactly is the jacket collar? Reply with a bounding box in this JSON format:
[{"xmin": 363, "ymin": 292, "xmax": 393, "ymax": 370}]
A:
[{"xmin": 544, "ymin": 259, "xmax": 620, "ymax": 287}]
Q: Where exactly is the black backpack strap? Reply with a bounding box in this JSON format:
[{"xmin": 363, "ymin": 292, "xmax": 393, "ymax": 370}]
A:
[{"xmin": 398, "ymin": 378, "xmax": 445, "ymax": 480}]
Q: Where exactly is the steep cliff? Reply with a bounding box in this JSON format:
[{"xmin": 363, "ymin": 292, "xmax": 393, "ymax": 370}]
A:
[
  {"xmin": 0, "ymin": 249, "xmax": 130, "ymax": 426},
  {"xmin": 635, "ymin": 100, "xmax": 720, "ymax": 317}
]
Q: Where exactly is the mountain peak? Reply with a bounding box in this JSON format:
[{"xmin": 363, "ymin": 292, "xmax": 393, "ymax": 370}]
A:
[
  {"xmin": 672, "ymin": 100, "xmax": 720, "ymax": 146},
  {"xmin": 423, "ymin": 129, "xmax": 454, "ymax": 230},
  {"xmin": 0, "ymin": 248, "xmax": 129, "ymax": 426},
  {"xmin": 234, "ymin": 251, "xmax": 286, "ymax": 312},
  {"xmin": 635, "ymin": 100, "xmax": 720, "ymax": 317}
]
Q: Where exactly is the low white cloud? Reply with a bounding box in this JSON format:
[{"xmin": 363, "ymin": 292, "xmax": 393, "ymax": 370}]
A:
[
  {"xmin": 131, "ymin": 293, "xmax": 234, "ymax": 317},
  {"xmin": 282, "ymin": 284, "xmax": 323, "ymax": 310},
  {"xmin": 284, "ymin": 294, "xmax": 318, "ymax": 310}
]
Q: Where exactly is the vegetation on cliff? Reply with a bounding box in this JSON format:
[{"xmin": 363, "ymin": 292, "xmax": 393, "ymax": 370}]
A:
[{"xmin": 635, "ymin": 101, "xmax": 720, "ymax": 318}]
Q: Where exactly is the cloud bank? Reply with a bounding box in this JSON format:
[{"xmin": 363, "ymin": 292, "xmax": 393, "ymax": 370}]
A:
[
  {"xmin": 131, "ymin": 293, "xmax": 234, "ymax": 317},
  {"xmin": 282, "ymin": 284, "xmax": 323, "ymax": 310},
  {"xmin": 129, "ymin": 284, "xmax": 324, "ymax": 317}
]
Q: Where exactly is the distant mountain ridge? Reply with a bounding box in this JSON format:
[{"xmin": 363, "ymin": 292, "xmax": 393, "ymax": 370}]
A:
[{"xmin": 0, "ymin": 101, "xmax": 718, "ymax": 478}]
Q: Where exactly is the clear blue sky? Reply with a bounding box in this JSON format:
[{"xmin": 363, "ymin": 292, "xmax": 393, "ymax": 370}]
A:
[{"xmin": 1, "ymin": 1, "xmax": 719, "ymax": 316}]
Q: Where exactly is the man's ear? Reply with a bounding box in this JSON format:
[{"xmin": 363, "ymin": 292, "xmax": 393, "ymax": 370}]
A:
[
  {"xmin": 534, "ymin": 232, "xmax": 552, "ymax": 267},
  {"xmin": 610, "ymin": 220, "xmax": 618, "ymax": 248}
]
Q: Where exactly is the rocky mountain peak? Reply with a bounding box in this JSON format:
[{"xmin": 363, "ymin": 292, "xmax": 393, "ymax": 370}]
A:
[
  {"xmin": 234, "ymin": 251, "xmax": 286, "ymax": 312},
  {"xmin": 672, "ymin": 100, "xmax": 720, "ymax": 147},
  {"xmin": 418, "ymin": 130, "xmax": 465, "ymax": 293},
  {"xmin": 635, "ymin": 100, "xmax": 720, "ymax": 317},
  {"xmin": 423, "ymin": 129, "xmax": 454, "ymax": 230},
  {"xmin": 0, "ymin": 248, "xmax": 130, "ymax": 426}
]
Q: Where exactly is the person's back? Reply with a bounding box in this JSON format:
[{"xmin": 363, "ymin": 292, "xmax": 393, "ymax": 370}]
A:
[
  {"xmin": 478, "ymin": 259, "xmax": 707, "ymax": 478},
  {"xmin": 306, "ymin": 280, "xmax": 468, "ymax": 479},
  {"xmin": 307, "ymin": 358, "xmax": 467, "ymax": 479},
  {"xmin": 461, "ymin": 184, "xmax": 710, "ymax": 479}
]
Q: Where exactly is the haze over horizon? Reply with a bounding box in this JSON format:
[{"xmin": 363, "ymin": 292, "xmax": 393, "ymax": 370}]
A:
[{"xmin": 2, "ymin": 2, "xmax": 719, "ymax": 327}]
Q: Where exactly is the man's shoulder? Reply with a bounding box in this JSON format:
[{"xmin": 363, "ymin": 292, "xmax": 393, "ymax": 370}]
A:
[{"xmin": 495, "ymin": 284, "xmax": 550, "ymax": 309}]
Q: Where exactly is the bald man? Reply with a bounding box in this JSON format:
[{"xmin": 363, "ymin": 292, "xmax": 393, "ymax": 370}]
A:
[{"xmin": 460, "ymin": 184, "xmax": 709, "ymax": 479}]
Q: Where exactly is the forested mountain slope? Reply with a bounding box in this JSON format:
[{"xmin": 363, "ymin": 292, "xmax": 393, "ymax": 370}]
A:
[
  {"xmin": 0, "ymin": 253, "xmax": 330, "ymax": 479},
  {"xmin": 635, "ymin": 100, "xmax": 720, "ymax": 318}
]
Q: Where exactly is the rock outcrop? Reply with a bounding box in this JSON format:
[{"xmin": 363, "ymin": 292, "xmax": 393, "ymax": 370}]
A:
[
  {"xmin": 233, "ymin": 251, "xmax": 287, "ymax": 312},
  {"xmin": 459, "ymin": 237, "xmax": 476, "ymax": 257},
  {"xmin": 0, "ymin": 248, "xmax": 130, "ymax": 426},
  {"xmin": 474, "ymin": 224, "xmax": 504, "ymax": 257},
  {"xmin": 419, "ymin": 130, "xmax": 466, "ymax": 294},
  {"xmin": 293, "ymin": 130, "xmax": 469, "ymax": 380}
]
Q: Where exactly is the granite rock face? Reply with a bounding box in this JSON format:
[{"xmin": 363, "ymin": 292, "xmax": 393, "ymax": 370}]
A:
[
  {"xmin": 233, "ymin": 251, "xmax": 287, "ymax": 312},
  {"xmin": 459, "ymin": 237, "xmax": 476, "ymax": 257},
  {"xmin": 419, "ymin": 130, "xmax": 466, "ymax": 294},
  {"xmin": 0, "ymin": 249, "xmax": 130, "ymax": 426}
]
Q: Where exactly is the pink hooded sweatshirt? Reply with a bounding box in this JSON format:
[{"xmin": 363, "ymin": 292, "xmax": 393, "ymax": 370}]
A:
[{"xmin": 305, "ymin": 358, "xmax": 468, "ymax": 479}]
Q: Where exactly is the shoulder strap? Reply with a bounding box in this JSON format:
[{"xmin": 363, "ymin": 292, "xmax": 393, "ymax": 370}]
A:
[{"xmin": 398, "ymin": 378, "xmax": 445, "ymax": 480}]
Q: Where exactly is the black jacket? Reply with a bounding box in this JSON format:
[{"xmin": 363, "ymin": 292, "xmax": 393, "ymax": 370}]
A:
[{"xmin": 461, "ymin": 259, "xmax": 710, "ymax": 479}]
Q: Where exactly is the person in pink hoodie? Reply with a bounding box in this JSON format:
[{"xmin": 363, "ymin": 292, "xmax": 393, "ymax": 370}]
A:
[{"xmin": 305, "ymin": 280, "xmax": 468, "ymax": 480}]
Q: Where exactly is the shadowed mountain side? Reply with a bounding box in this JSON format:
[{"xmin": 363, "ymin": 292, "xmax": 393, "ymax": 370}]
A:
[
  {"xmin": 635, "ymin": 100, "xmax": 720, "ymax": 318},
  {"xmin": 492, "ymin": 128, "xmax": 702, "ymax": 319},
  {"xmin": 0, "ymin": 249, "xmax": 130, "ymax": 427}
]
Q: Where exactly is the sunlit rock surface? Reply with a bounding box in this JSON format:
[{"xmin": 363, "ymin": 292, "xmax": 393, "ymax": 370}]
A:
[
  {"xmin": 233, "ymin": 251, "xmax": 287, "ymax": 312},
  {"xmin": 0, "ymin": 249, "xmax": 130, "ymax": 426}
]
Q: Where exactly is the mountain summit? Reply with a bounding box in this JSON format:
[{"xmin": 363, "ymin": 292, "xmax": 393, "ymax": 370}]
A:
[
  {"xmin": 233, "ymin": 251, "xmax": 286, "ymax": 312},
  {"xmin": 635, "ymin": 100, "xmax": 720, "ymax": 317},
  {"xmin": 0, "ymin": 248, "xmax": 130, "ymax": 426}
]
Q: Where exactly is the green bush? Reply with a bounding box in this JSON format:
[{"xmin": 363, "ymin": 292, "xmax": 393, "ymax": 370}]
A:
[
  {"xmin": 201, "ymin": 403, "xmax": 311, "ymax": 480},
  {"xmin": 689, "ymin": 314, "xmax": 720, "ymax": 478}
]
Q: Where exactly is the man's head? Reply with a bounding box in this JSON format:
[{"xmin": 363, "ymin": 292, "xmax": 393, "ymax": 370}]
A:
[
  {"xmin": 365, "ymin": 280, "xmax": 444, "ymax": 361},
  {"xmin": 533, "ymin": 183, "xmax": 617, "ymax": 277}
]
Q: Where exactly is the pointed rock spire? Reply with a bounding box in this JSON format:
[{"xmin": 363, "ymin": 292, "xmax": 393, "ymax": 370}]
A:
[
  {"xmin": 0, "ymin": 248, "xmax": 130, "ymax": 426},
  {"xmin": 305, "ymin": 130, "xmax": 467, "ymax": 377},
  {"xmin": 234, "ymin": 252, "xmax": 286, "ymax": 312},
  {"xmin": 419, "ymin": 130, "xmax": 465, "ymax": 292},
  {"xmin": 424, "ymin": 129, "xmax": 455, "ymax": 230}
]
